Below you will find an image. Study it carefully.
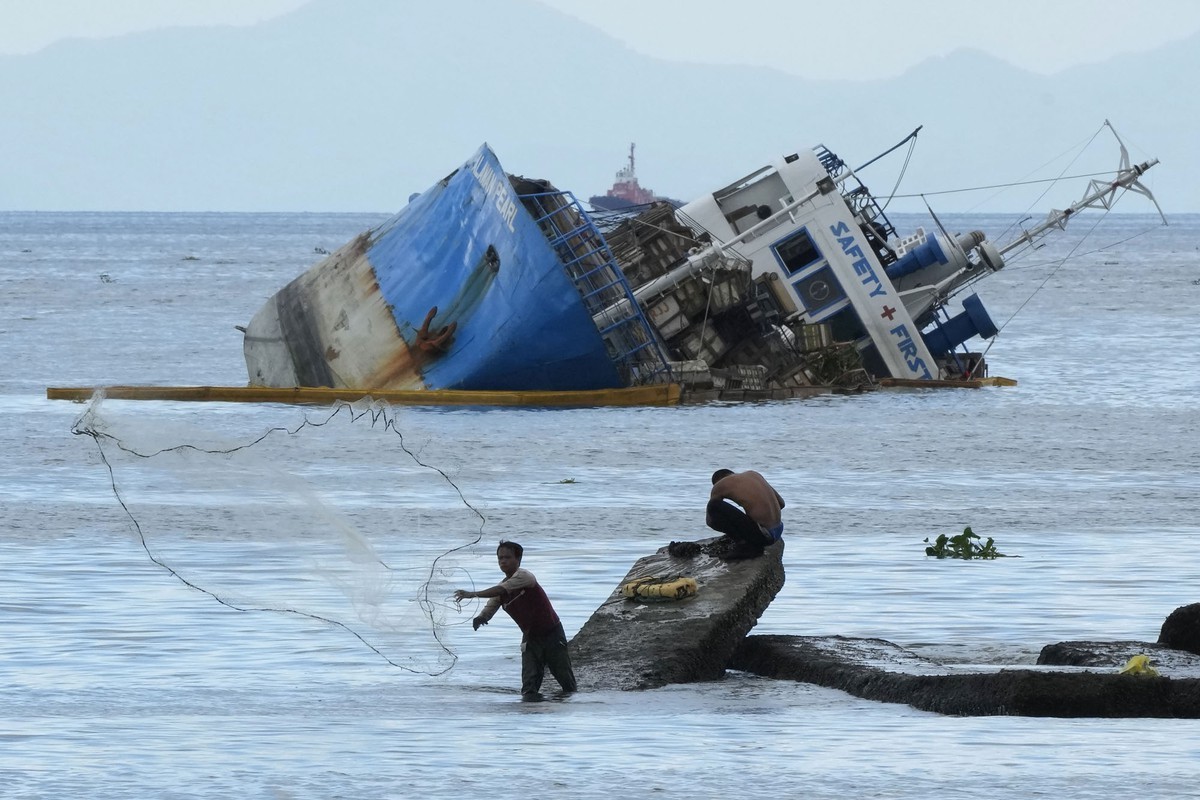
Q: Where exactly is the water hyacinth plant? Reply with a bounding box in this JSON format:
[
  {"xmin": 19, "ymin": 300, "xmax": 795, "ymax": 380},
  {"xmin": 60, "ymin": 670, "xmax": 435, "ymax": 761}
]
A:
[{"xmin": 924, "ymin": 526, "xmax": 1013, "ymax": 559}]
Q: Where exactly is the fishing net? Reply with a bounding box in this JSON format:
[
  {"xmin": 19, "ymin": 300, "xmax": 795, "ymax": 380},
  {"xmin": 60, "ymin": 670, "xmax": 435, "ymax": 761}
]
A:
[{"xmin": 72, "ymin": 392, "xmax": 489, "ymax": 675}]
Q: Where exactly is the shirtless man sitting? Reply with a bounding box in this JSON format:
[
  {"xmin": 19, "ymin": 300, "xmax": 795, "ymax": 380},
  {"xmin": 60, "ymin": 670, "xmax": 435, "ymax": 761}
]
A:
[{"xmin": 706, "ymin": 468, "xmax": 785, "ymax": 559}]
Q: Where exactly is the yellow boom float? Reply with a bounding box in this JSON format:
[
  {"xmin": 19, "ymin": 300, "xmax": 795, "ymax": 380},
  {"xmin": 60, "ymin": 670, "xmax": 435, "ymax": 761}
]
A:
[{"xmin": 620, "ymin": 576, "xmax": 698, "ymax": 601}]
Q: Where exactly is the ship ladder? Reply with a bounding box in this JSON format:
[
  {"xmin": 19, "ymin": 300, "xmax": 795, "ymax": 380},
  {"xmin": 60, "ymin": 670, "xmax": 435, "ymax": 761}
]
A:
[{"xmin": 521, "ymin": 190, "xmax": 673, "ymax": 387}]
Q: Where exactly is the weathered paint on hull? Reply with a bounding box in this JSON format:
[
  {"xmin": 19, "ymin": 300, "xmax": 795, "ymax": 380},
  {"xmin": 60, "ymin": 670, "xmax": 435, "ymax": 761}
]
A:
[
  {"xmin": 244, "ymin": 231, "xmax": 425, "ymax": 390},
  {"xmin": 244, "ymin": 144, "xmax": 624, "ymax": 392}
]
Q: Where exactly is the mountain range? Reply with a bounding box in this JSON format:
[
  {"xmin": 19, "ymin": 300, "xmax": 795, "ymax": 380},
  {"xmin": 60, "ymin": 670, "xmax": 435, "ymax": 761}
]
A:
[{"xmin": 1, "ymin": 0, "xmax": 1192, "ymax": 214}]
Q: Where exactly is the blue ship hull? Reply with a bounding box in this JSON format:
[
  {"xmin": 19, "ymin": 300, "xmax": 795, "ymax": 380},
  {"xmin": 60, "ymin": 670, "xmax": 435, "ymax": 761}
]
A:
[{"xmin": 244, "ymin": 145, "xmax": 653, "ymax": 391}]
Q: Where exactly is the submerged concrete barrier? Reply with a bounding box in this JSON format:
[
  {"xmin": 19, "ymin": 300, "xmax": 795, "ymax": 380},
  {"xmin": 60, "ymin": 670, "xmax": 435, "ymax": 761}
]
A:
[{"xmin": 731, "ymin": 634, "xmax": 1200, "ymax": 718}]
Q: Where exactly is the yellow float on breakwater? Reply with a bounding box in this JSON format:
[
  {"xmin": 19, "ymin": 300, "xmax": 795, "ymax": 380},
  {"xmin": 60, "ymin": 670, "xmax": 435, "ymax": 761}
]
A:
[{"xmin": 620, "ymin": 576, "xmax": 698, "ymax": 601}]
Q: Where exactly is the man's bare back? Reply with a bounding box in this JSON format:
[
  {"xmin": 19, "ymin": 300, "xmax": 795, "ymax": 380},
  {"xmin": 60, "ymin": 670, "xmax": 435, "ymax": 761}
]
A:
[{"xmin": 709, "ymin": 470, "xmax": 784, "ymax": 529}]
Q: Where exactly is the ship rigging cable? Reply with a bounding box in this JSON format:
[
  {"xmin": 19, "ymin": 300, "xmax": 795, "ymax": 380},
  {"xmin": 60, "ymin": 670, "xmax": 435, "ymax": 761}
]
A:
[
  {"xmin": 873, "ymin": 126, "xmax": 921, "ymax": 213},
  {"xmin": 926, "ymin": 120, "xmax": 1166, "ymax": 371},
  {"xmin": 892, "ymin": 170, "xmax": 1113, "ymax": 199},
  {"xmin": 995, "ymin": 124, "xmax": 1112, "ymax": 246},
  {"xmin": 895, "ymin": 123, "xmax": 1114, "ymax": 208},
  {"xmin": 995, "ymin": 208, "xmax": 1111, "ymax": 334}
]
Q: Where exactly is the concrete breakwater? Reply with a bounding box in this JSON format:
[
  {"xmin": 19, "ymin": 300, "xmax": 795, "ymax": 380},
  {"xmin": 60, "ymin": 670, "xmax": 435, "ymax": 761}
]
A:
[
  {"xmin": 570, "ymin": 539, "xmax": 1200, "ymax": 717},
  {"xmin": 570, "ymin": 537, "xmax": 785, "ymax": 691}
]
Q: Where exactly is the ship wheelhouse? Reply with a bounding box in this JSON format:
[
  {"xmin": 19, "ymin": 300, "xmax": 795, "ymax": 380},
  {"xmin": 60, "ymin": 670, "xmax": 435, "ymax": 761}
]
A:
[{"xmin": 676, "ymin": 144, "xmax": 1004, "ymax": 382}]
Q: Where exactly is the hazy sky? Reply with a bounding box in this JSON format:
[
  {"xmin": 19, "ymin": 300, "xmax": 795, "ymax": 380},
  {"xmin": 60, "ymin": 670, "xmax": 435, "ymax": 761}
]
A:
[{"xmin": 4, "ymin": 0, "xmax": 1200, "ymax": 80}]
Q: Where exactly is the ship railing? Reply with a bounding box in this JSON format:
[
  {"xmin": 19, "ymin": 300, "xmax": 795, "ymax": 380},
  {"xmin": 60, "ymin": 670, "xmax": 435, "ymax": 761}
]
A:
[
  {"xmin": 519, "ymin": 189, "xmax": 674, "ymax": 387},
  {"xmin": 813, "ymin": 145, "xmax": 898, "ymax": 266},
  {"xmin": 813, "ymin": 145, "xmax": 846, "ymax": 179}
]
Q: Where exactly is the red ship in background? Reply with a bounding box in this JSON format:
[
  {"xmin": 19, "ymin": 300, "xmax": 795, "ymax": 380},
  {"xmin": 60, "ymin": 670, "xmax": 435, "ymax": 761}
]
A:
[{"xmin": 588, "ymin": 143, "xmax": 680, "ymax": 210}]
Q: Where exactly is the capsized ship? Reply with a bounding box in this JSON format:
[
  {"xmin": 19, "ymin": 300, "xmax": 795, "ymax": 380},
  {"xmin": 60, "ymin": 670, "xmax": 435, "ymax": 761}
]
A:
[{"xmin": 243, "ymin": 129, "xmax": 1159, "ymax": 398}]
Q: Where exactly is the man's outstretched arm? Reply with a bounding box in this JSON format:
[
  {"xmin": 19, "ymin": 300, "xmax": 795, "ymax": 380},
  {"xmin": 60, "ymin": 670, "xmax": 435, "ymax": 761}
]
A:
[
  {"xmin": 454, "ymin": 584, "xmax": 508, "ymax": 630},
  {"xmin": 454, "ymin": 583, "xmax": 507, "ymax": 601}
]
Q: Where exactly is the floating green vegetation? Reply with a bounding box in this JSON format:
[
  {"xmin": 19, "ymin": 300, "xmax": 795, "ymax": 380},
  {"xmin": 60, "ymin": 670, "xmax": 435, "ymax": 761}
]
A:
[{"xmin": 924, "ymin": 526, "xmax": 1013, "ymax": 559}]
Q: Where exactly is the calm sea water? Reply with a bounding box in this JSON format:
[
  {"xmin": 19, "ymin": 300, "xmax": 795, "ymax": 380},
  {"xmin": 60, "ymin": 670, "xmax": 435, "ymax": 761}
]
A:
[{"xmin": 2, "ymin": 210, "xmax": 1199, "ymax": 799}]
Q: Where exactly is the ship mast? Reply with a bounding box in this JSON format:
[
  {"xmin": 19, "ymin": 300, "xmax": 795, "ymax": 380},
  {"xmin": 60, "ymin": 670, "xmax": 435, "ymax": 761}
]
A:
[
  {"xmin": 999, "ymin": 121, "xmax": 1163, "ymax": 256},
  {"xmin": 619, "ymin": 143, "xmax": 638, "ymax": 183}
]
